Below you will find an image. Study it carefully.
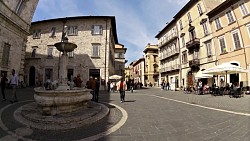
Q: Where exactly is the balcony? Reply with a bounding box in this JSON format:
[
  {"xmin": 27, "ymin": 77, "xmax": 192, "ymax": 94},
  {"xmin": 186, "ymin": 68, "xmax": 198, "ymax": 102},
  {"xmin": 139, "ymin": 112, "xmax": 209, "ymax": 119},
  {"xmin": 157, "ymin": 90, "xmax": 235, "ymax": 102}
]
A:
[
  {"xmin": 186, "ymin": 38, "xmax": 200, "ymax": 50},
  {"xmin": 158, "ymin": 32, "xmax": 178, "ymax": 48},
  {"xmin": 160, "ymin": 48, "xmax": 180, "ymax": 60},
  {"xmin": 189, "ymin": 59, "xmax": 200, "ymax": 67}
]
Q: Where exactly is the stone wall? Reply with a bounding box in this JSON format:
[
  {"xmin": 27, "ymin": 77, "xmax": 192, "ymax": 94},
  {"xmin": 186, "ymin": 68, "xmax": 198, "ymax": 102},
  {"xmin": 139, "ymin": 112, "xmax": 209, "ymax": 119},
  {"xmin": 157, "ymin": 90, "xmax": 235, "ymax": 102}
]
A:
[{"xmin": 25, "ymin": 17, "xmax": 117, "ymax": 89}]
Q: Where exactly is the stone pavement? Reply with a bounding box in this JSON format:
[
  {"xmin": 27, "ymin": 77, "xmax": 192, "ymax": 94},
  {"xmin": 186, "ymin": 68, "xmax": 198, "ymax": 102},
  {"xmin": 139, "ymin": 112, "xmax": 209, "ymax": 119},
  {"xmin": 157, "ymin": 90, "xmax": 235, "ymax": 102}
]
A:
[{"xmin": 0, "ymin": 87, "xmax": 250, "ymax": 141}]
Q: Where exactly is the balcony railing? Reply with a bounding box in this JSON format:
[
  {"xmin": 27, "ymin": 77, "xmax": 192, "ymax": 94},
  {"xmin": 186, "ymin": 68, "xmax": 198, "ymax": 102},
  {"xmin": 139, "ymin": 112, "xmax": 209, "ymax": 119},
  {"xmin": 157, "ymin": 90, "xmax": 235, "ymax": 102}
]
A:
[
  {"xmin": 160, "ymin": 48, "xmax": 180, "ymax": 60},
  {"xmin": 186, "ymin": 38, "xmax": 200, "ymax": 49},
  {"xmin": 189, "ymin": 59, "xmax": 200, "ymax": 67},
  {"xmin": 158, "ymin": 32, "xmax": 178, "ymax": 47},
  {"xmin": 160, "ymin": 64, "xmax": 181, "ymax": 73}
]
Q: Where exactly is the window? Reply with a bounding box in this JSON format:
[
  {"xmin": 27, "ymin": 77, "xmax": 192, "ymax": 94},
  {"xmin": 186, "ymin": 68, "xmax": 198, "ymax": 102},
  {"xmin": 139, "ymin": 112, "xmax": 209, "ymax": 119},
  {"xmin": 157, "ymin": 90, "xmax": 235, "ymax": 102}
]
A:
[
  {"xmin": 232, "ymin": 30, "xmax": 242, "ymax": 49},
  {"xmin": 218, "ymin": 36, "xmax": 227, "ymax": 54},
  {"xmin": 92, "ymin": 25, "xmax": 103, "ymax": 35},
  {"xmin": 205, "ymin": 41, "xmax": 212, "ymax": 57},
  {"xmin": 247, "ymin": 24, "xmax": 250, "ymax": 38},
  {"xmin": 189, "ymin": 29, "xmax": 196, "ymax": 40},
  {"xmin": 49, "ymin": 27, "xmax": 56, "ymax": 37},
  {"xmin": 67, "ymin": 51, "xmax": 74, "ymax": 57},
  {"xmin": 31, "ymin": 46, "xmax": 38, "ymax": 57},
  {"xmin": 240, "ymin": 3, "xmax": 249, "ymax": 16},
  {"xmin": 33, "ymin": 29, "xmax": 41, "ymax": 39},
  {"xmin": 179, "ymin": 20, "xmax": 183, "ymax": 30},
  {"xmin": 182, "ymin": 51, "xmax": 187, "ymax": 63},
  {"xmin": 187, "ymin": 12, "xmax": 192, "ymax": 23},
  {"xmin": 92, "ymin": 44, "xmax": 100, "ymax": 57},
  {"xmin": 1, "ymin": 43, "xmax": 10, "ymax": 66},
  {"xmin": 118, "ymin": 52, "xmax": 123, "ymax": 58},
  {"xmin": 181, "ymin": 36, "xmax": 185, "ymax": 47},
  {"xmin": 215, "ymin": 18, "xmax": 222, "ymax": 30},
  {"xmin": 47, "ymin": 46, "xmax": 54, "ymax": 58},
  {"xmin": 67, "ymin": 26, "xmax": 78, "ymax": 35},
  {"xmin": 202, "ymin": 22, "xmax": 209, "ymax": 36},
  {"xmin": 15, "ymin": 0, "xmax": 24, "ymax": 15},
  {"xmin": 226, "ymin": 10, "xmax": 235, "ymax": 24},
  {"xmin": 193, "ymin": 49, "xmax": 199, "ymax": 59},
  {"xmin": 197, "ymin": 4, "xmax": 203, "ymax": 15}
]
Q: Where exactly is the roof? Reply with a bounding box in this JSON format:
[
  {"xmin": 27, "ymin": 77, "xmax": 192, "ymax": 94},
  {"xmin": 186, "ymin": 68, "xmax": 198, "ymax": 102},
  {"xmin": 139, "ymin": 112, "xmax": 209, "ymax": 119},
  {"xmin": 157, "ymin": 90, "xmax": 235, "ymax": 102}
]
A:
[
  {"xmin": 130, "ymin": 58, "xmax": 145, "ymax": 66},
  {"xmin": 143, "ymin": 44, "xmax": 158, "ymax": 53},
  {"xmin": 115, "ymin": 44, "xmax": 127, "ymax": 53},
  {"xmin": 31, "ymin": 16, "xmax": 118, "ymax": 44},
  {"xmin": 155, "ymin": 19, "xmax": 176, "ymax": 38},
  {"xmin": 173, "ymin": 0, "xmax": 198, "ymax": 19},
  {"xmin": 207, "ymin": 0, "xmax": 237, "ymax": 18}
]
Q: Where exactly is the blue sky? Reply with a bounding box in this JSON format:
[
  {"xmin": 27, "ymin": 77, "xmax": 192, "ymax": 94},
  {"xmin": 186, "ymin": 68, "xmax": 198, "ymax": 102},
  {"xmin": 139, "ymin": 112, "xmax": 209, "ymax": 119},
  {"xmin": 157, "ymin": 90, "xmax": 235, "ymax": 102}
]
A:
[{"xmin": 32, "ymin": 0, "xmax": 189, "ymax": 65}]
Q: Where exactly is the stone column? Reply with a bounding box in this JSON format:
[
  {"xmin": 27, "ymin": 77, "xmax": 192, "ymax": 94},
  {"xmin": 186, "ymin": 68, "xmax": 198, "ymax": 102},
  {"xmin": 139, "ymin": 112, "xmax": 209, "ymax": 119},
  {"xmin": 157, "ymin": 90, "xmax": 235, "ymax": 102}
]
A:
[{"xmin": 56, "ymin": 51, "xmax": 69, "ymax": 90}]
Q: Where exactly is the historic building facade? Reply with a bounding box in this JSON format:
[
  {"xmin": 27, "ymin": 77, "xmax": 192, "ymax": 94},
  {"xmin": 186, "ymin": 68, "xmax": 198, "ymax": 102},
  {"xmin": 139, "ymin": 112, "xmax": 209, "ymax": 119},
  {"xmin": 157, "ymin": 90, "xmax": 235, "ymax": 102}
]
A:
[
  {"xmin": 0, "ymin": 0, "xmax": 39, "ymax": 81},
  {"xmin": 207, "ymin": 0, "xmax": 250, "ymax": 86},
  {"xmin": 130, "ymin": 58, "xmax": 145, "ymax": 86},
  {"xmin": 155, "ymin": 20, "xmax": 180, "ymax": 90},
  {"xmin": 25, "ymin": 16, "xmax": 118, "ymax": 89},
  {"xmin": 143, "ymin": 43, "xmax": 159, "ymax": 87},
  {"xmin": 114, "ymin": 43, "xmax": 127, "ymax": 78},
  {"xmin": 173, "ymin": 0, "xmax": 223, "ymax": 88}
]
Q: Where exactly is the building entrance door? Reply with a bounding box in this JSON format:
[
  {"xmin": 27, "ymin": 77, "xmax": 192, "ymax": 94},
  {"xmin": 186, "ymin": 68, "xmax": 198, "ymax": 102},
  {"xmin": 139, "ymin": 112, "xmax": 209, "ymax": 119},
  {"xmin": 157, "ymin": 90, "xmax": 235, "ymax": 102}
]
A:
[
  {"xmin": 29, "ymin": 66, "xmax": 35, "ymax": 86},
  {"xmin": 89, "ymin": 69, "xmax": 100, "ymax": 80}
]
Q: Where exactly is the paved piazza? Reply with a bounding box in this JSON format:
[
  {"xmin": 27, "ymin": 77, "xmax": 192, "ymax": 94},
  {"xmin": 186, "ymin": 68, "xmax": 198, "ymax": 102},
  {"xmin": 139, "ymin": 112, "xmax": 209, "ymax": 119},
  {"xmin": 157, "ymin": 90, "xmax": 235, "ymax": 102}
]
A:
[{"xmin": 0, "ymin": 87, "xmax": 250, "ymax": 141}]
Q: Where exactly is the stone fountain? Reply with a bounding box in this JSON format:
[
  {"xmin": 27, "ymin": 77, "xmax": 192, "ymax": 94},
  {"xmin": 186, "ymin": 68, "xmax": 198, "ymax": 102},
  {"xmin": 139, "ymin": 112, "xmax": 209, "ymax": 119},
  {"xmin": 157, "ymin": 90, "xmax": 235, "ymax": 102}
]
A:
[
  {"xmin": 33, "ymin": 39, "xmax": 94, "ymax": 116},
  {"xmin": 14, "ymin": 28, "xmax": 109, "ymax": 130}
]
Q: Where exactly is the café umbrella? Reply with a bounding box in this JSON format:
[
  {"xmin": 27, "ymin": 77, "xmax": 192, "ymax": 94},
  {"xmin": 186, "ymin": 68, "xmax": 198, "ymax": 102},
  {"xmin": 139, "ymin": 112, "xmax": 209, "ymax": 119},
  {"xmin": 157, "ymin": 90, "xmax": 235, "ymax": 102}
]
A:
[
  {"xmin": 203, "ymin": 63, "xmax": 248, "ymax": 84},
  {"xmin": 109, "ymin": 75, "xmax": 122, "ymax": 80}
]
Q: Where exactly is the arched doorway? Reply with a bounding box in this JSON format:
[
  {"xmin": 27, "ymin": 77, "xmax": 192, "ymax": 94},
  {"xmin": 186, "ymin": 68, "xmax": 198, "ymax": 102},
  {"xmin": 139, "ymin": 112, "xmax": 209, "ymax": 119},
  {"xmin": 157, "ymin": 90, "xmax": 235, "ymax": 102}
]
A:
[{"xmin": 29, "ymin": 66, "xmax": 36, "ymax": 86}]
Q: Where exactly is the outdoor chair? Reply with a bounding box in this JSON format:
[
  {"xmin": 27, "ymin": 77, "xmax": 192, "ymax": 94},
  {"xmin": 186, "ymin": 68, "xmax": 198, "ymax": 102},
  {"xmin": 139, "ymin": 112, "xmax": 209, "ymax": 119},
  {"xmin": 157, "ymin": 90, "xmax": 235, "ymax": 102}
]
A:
[{"xmin": 245, "ymin": 86, "xmax": 250, "ymax": 95}]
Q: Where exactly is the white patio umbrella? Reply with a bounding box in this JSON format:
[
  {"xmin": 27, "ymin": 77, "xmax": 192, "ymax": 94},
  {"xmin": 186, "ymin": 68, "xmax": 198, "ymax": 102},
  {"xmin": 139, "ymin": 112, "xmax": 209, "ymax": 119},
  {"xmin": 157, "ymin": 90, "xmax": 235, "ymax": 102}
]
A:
[
  {"xmin": 203, "ymin": 63, "xmax": 248, "ymax": 84},
  {"xmin": 109, "ymin": 75, "xmax": 122, "ymax": 80},
  {"xmin": 195, "ymin": 70, "xmax": 213, "ymax": 79}
]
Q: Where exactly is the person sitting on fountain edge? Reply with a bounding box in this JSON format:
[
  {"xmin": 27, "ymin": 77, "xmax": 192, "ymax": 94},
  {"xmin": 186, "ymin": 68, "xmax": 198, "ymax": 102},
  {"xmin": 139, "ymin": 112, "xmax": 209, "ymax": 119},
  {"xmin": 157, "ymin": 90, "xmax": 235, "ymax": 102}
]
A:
[{"xmin": 74, "ymin": 74, "xmax": 82, "ymax": 87}]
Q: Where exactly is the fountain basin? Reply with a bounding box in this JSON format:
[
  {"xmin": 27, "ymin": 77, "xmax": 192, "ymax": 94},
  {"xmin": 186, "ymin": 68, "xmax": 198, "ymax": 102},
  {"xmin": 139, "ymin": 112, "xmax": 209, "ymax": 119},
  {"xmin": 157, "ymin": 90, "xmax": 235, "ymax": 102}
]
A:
[
  {"xmin": 54, "ymin": 42, "xmax": 77, "ymax": 52},
  {"xmin": 34, "ymin": 87, "xmax": 92, "ymax": 115}
]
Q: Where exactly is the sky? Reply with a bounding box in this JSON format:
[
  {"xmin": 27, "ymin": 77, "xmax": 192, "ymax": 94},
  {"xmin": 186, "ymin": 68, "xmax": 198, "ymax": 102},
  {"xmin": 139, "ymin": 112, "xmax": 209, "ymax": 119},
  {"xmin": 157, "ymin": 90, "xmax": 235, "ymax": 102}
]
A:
[{"xmin": 32, "ymin": 0, "xmax": 189, "ymax": 65}]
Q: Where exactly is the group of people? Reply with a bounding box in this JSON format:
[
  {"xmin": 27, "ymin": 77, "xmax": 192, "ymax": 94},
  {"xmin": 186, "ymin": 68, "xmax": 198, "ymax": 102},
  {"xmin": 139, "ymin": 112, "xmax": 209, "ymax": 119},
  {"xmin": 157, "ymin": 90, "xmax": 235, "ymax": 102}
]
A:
[
  {"xmin": 0, "ymin": 69, "xmax": 19, "ymax": 103},
  {"xmin": 161, "ymin": 80, "xmax": 170, "ymax": 90},
  {"xmin": 107, "ymin": 78, "xmax": 128, "ymax": 103}
]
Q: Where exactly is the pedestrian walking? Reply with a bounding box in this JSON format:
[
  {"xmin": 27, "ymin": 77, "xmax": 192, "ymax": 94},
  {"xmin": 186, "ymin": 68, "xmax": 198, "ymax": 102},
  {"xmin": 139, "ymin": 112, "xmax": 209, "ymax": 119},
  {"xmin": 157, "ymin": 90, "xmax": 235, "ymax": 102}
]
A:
[
  {"xmin": 9, "ymin": 69, "xmax": 18, "ymax": 103},
  {"xmin": 94, "ymin": 78, "xmax": 100, "ymax": 102},
  {"xmin": 166, "ymin": 82, "xmax": 170, "ymax": 90},
  {"xmin": 1, "ymin": 73, "xmax": 8, "ymax": 101},
  {"xmin": 107, "ymin": 81, "xmax": 110, "ymax": 92},
  {"xmin": 116, "ymin": 78, "xmax": 127, "ymax": 103},
  {"xmin": 86, "ymin": 76, "xmax": 96, "ymax": 101}
]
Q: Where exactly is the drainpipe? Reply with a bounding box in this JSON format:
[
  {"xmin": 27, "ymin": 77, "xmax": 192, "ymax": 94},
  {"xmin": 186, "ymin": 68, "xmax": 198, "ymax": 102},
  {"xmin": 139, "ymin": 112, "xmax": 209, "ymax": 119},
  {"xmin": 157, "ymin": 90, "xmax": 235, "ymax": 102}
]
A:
[{"xmin": 104, "ymin": 19, "xmax": 108, "ymax": 90}]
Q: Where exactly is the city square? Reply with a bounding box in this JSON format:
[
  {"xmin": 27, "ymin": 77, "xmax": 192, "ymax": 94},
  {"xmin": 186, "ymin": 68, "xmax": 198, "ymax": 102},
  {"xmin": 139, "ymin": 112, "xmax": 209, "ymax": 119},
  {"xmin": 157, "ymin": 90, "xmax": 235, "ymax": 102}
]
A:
[
  {"xmin": 1, "ymin": 88, "xmax": 250, "ymax": 141},
  {"xmin": 1, "ymin": 0, "xmax": 250, "ymax": 141}
]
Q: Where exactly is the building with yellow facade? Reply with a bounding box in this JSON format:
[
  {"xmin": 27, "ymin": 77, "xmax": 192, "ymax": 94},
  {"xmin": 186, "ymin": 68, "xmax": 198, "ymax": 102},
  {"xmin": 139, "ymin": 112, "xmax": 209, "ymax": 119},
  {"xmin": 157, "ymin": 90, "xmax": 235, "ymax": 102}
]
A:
[
  {"xmin": 207, "ymin": 0, "xmax": 250, "ymax": 86},
  {"xmin": 143, "ymin": 43, "xmax": 159, "ymax": 87},
  {"xmin": 173, "ymin": 0, "xmax": 223, "ymax": 88}
]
